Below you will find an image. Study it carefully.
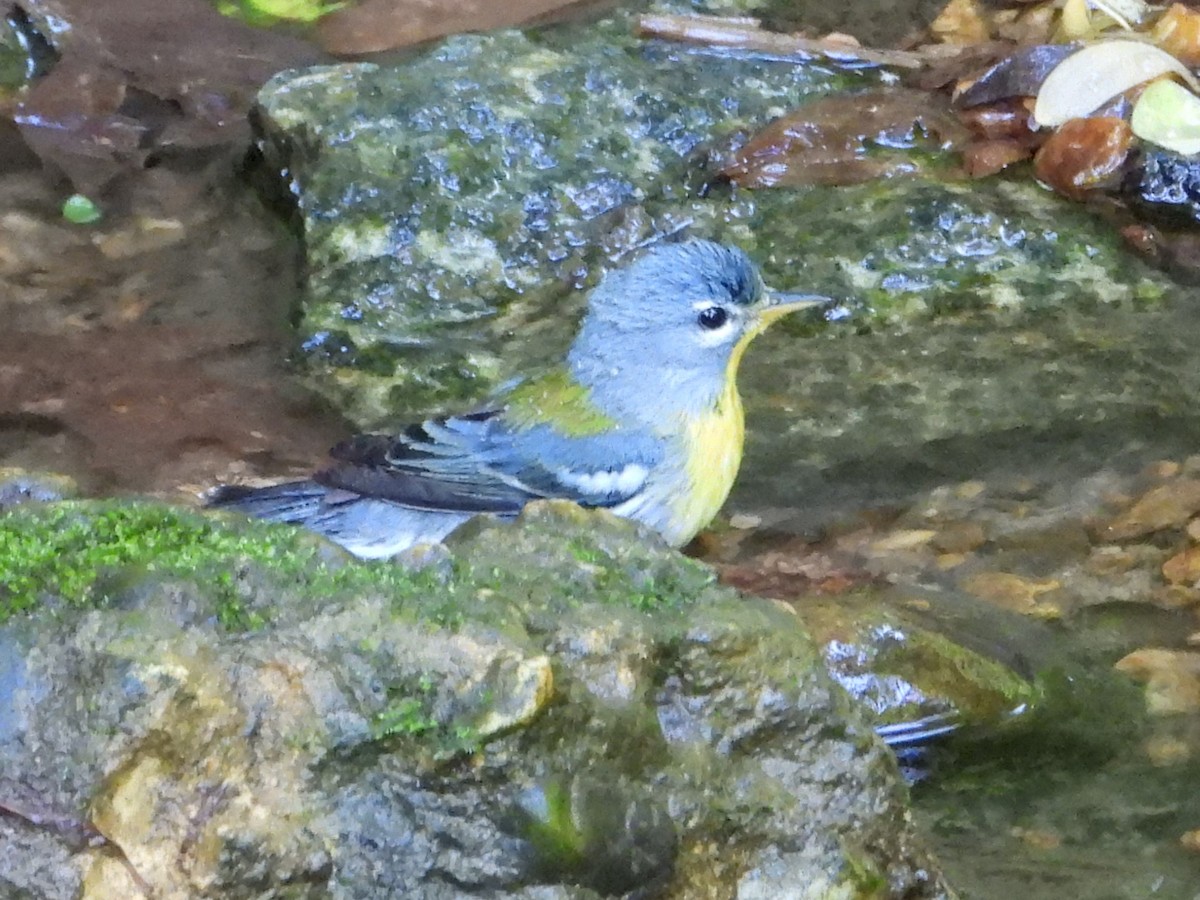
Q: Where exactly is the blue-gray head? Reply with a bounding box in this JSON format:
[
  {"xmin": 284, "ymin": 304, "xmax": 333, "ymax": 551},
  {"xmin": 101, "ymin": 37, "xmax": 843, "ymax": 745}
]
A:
[{"xmin": 567, "ymin": 240, "xmax": 827, "ymax": 422}]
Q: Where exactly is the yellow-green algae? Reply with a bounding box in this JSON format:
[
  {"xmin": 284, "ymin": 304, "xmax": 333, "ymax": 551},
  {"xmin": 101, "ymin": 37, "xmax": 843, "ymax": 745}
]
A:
[
  {"xmin": 0, "ymin": 501, "xmax": 439, "ymax": 627},
  {"xmin": 0, "ymin": 499, "xmax": 713, "ymax": 629}
]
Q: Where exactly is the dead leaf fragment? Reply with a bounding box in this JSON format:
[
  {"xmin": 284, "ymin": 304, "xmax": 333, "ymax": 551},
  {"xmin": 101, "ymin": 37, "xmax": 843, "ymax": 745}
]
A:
[
  {"xmin": 963, "ymin": 137, "xmax": 1030, "ymax": 176},
  {"xmin": 1033, "ymin": 116, "xmax": 1132, "ymax": 199},
  {"xmin": 1033, "ymin": 39, "xmax": 1199, "ymax": 128},
  {"xmin": 722, "ymin": 90, "xmax": 969, "ymax": 188},
  {"xmin": 958, "ymin": 99, "xmax": 1043, "ymax": 176},
  {"xmin": 1151, "ymin": 3, "xmax": 1200, "ymax": 66},
  {"xmin": 932, "ymin": 0, "xmax": 992, "ymax": 44}
]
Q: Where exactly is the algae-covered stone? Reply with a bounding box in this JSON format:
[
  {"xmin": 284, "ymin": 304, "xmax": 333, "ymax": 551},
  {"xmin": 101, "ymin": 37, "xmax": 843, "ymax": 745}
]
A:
[
  {"xmin": 254, "ymin": 8, "xmax": 863, "ymax": 426},
  {"xmin": 800, "ymin": 587, "xmax": 1047, "ymax": 743},
  {"xmin": 0, "ymin": 499, "xmax": 953, "ymax": 898}
]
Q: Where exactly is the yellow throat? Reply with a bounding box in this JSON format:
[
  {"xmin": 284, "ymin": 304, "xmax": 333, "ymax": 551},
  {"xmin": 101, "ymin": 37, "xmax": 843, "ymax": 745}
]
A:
[{"xmin": 673, "ymin": 297, "xmax": 816, "ymax": 546}]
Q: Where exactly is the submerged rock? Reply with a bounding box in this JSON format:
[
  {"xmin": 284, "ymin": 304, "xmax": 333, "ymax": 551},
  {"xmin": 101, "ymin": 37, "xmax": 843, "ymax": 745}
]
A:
[{"xmin": 0, "ymin": 500, "xmax": 952, "ymax": 898}]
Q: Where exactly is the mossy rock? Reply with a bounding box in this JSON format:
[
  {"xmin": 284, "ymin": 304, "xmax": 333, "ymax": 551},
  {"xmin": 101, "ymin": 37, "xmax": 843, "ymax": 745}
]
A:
[{"xmin": 0, "ymin": 498, "xmax": 953, "ymax": 898}]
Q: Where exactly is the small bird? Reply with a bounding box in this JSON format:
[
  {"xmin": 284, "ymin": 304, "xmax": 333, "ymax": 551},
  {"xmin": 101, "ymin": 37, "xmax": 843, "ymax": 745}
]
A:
[{"xmin": 207, "ymin": 240, "xmax": 827, "ymax": 558}]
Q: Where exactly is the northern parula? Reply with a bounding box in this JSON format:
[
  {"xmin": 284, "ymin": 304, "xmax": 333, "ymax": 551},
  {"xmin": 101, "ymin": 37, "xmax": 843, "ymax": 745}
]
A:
[{"xmin": 207, "ymin": 240, "xmax": 828, "ymax": 558}]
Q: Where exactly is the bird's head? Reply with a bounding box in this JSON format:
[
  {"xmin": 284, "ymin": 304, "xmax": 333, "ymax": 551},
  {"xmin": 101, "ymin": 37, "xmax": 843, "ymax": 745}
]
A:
[{"xmin": 568, "ymin": 240, "xmax": 828, "ymax": 419}]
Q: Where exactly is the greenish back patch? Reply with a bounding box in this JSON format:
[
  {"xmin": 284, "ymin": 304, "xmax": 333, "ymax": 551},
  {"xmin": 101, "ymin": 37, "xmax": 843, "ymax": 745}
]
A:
[{"xmin": 503, "ymin": 369, "xmax": 617, "ymax": 437}]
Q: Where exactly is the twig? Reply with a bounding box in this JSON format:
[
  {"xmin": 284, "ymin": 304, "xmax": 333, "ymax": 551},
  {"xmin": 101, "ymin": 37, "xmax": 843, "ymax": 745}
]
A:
[{"xmin": 636, "ymin": 13, "xmax": 932, "ymax": 69}]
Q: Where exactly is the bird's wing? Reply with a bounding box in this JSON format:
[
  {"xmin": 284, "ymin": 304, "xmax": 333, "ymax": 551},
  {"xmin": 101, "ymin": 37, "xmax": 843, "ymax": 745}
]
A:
[{"xmin": 313, "ymin": 410, "xmax": 663, "ymax": 515}]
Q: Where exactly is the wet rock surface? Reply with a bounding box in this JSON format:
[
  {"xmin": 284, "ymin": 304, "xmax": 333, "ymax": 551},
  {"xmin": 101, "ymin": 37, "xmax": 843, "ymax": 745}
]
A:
[{"xmin": 0, "ymin": 500, "xmax": 951, "ymax": 899}]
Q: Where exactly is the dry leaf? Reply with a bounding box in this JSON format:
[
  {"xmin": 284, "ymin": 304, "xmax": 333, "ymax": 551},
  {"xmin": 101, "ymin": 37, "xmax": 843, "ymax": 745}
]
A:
[
  {"xmin": 1131, "ymin": 77, "xmax": 1200, "ymax": 155},
  {"xmin": 1033, "ymin": 40, "xmax": 1200, "ymax": 128},
  {"xmin": 722, "ymin": 90, "xmax": 969, "ymax": 188}
]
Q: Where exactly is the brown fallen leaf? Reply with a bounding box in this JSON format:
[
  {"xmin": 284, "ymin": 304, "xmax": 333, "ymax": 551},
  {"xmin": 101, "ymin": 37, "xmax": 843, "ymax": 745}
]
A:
[
  {"xmin": 721, "ymin": 89, "xmax": 970, "ymax": 188},
  {"xmin": 1033, "ymin": 116, "xmax": 1132, "ymax": 199},
  {"xmin": 317, "ymin": 0, "xmax": 601, "ymax": 56}
]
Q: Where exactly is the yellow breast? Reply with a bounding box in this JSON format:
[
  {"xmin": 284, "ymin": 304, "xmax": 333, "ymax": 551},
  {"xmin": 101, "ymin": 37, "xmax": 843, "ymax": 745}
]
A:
[{"xmin": 674, "ymin": 379, "xmax": 745, "ymax": 544}]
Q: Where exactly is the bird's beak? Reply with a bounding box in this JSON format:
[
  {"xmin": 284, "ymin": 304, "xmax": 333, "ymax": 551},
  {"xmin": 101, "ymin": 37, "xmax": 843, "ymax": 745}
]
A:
[{"xmin": 757, "ymin": 290, "xmax": 831, "ymax": 327}]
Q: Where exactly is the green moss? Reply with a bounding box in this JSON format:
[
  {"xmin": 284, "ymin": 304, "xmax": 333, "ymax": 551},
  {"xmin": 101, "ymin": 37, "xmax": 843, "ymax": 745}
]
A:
[
  {"xmin": 0, "ymin": 500, "xmax": 440, "ymax": 627},
  {"xmin": 518, "ymin": 780, "xmax": 586, "ymax": 870},
  {"xmin": 838, "ymin": 843, "xmax": 890, "ymax": 898},
  {"xmin": 372, "ymin": 676, "xmax": 483, "ymax": 758},
  {"xmin": 373, "ymin": 697, "xmax": 438, "ymax": 740}
]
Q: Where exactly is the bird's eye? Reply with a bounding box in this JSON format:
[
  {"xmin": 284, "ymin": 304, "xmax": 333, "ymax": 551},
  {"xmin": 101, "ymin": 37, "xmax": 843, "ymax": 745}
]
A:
[{"xmin": 698, "ymin": 306, "xmax": 729, "ymax": 330}]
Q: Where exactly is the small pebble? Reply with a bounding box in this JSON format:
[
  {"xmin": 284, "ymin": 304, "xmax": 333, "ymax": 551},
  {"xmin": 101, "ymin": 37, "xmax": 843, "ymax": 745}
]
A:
[
  {"xmin": 1152, "ymin": 584, "xmax": 1200, "ymax": 609},
  {"xmin": 1146, "ymin": 460, "xmax": 1181, "ymax": 479},
  {"xmin": 728, "ymin": 513, "xmax": 762, "ymax": 530},
  {"xmin": 1084, "ymin": 546, "xmax": 1139, "ymax": 576},
  {"xmin": 954, "ymin": 480, "xmax": 987, "ymax": 500},
  {"xmin": 1114, "ymin": 648, "xmax": 1200, "ymax": 715},
  {"xmin": 931, "ymin": 521, "xmax": 987, "ymax": 554},
  {"xmin": 1144, "ymin": 735, "xmax": 1191, "ymax": 767},
  {"xmin": 936, "ymin": 553, "xmax": 967, "ymax": 570},
  {"xmin": 1101, "ymin": 480, "xmax": 1200, "ymax": 541},
  {"xmin": 1180, "ymin": 830, "xmax": 1200, "ymax": 854},
  {"xmin": 962, "ymin": 571, "xmax": 1060, "ymax": 613},
  {"xmin": 1163, "ymin": 546, "xmax": 1200, "ymax": 585},
  {"xmin": 869, "ymin": 529, "xmax": 936, "ymax": 552}
]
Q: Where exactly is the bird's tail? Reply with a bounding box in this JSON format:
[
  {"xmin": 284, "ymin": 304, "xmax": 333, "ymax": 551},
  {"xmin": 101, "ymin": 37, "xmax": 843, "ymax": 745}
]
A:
[
  {"xmin": 205, "ymin": 481, "xmax": 330, "ymax": 525},
  {"xmin": 205, "ymin": 481, "xmax": 469, "ymax": 558}
]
